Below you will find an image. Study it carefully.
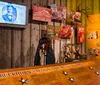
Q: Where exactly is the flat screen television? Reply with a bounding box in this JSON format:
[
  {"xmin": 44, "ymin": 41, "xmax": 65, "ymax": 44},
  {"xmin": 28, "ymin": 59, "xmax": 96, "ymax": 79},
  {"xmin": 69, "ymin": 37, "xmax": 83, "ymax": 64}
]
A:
[{"xmin": 0, "ymin": 1, "xmax": 27, "ymax": 28}]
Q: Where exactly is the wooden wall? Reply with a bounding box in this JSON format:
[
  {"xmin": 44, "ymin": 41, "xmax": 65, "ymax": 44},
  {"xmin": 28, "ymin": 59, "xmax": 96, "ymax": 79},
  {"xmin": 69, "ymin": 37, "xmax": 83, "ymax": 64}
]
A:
[{"xmin": 0, "ymin": 0, "xmax": 98, "ymax": 69}]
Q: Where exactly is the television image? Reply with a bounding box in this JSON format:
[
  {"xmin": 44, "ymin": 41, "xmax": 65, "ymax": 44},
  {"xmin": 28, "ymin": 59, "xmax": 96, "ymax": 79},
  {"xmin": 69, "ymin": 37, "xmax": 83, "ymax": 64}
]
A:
[{"xmin": 0, "ymin": 1, "xmax": 27, "ymax": 28}]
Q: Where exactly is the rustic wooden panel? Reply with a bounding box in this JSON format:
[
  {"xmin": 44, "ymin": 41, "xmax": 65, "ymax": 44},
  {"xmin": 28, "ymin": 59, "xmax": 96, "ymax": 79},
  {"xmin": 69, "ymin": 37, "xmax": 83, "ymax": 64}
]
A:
[
  {"xmin": 0, "ymin": 28, "xmax": 11, "ymax": 69},
  {"xmin": 0, "ymin": 0, "xmax": 97, "ymax": 69},
  {"xmin": 0, "ymin": 0, "xmax": 23, "ymax": 70},
  {"xmin": 39, "ymin": 0, "xmax": 43, "ymax": 6},
  {"xmin": 21, "ymin": 27, "xmax": 30, "ymax": 67},
  {"xmin": 21, "ymin": 0, "xmax": 31, "ymax": 67},
  {"xmin": 60, "ymin": 39, "xmax": 67, "ymax": 63},
  {"xmin": 31, "ymin": 23, "xmax": 40, "ymax": 65},
  {"xmin": 28, "ymin": 0, "xmax": 40, "ymax": 66},
  {"xmin": 55, "ymin": 0, "xmax": 60, "ymax": 5},
  {"xmin": 54, "ymin": 22, "xmax": 60, "ymax": 64},
  {"xmin": 30, "ymin": 0, "xmax": 48, "ymax": 66},
  {"xmin": 55, "ymin": 40, "xmax": 60, "ymax": 63},
  {"xmin": 48, "ymin": 0, "xmax": 54, "ymax": 4},
  {"xmin": 32, "ymin": 0, "xmax": 39, "ymax": 5},
  {"xmin": 11, "ymin": 29, "xmax": 22, "ymax": 68},
  {"xmin": 41, "ymin": 0, "xmax": 47, "ymax": 6},
  {"xmin": 15, "ymin": 30, "xmax": 21, "ymax": 68}
]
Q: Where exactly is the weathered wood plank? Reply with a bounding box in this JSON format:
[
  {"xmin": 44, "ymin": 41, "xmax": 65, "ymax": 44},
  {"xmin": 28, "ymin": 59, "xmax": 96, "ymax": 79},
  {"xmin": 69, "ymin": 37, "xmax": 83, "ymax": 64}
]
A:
[
  {"xmin": 21, "ymin": 0, "xmax": 31, "ymax": 67},
  {"xmin": 11, "ymin": 29, "xmax": 22, "ymax": 68},
  {"xmin": 0, "ymin": 28, "xmax": 11, "ymax": 69},
  {"xmin": 31, "ymin": 23, "xmax": 40, "ymax": 66},
  {"xmin": 60, "ymin": 39, "xmax": 67, "ymax": 63},
  {"xmin": 55, "ymin": 0, "xmax": 60, "ymax": 6},
  {"xmin": 54, "ymin": 23, "xmax": 60, "ymax": 64},
  {"xmin": 48, "ymin": 0, "xmax": 54, "ymax": 4}
]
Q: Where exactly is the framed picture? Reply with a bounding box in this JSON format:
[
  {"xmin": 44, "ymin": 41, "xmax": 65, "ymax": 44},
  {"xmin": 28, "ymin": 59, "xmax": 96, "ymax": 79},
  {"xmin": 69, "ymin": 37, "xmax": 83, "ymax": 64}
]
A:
[
  {"xmin": 70, "ymin": 11, "xmax": 81, "ymax": 23},
  {"xmin": 47, "ymin": 25, "xmax": 60, "ymax": 39},
  {"xmin": 47, "ymin": 25, "xmax": 54, "ymax": 39},
  {"xmin": 50, "ymin": 4, "xmax": 66, "ymax": 21},
  {"xmin": 32, "ymin": 6, "xmax": 52, "ymax": 22},
  {"xmin": 60, "ymin": 25, "xmax": 73, "ymax": 39},
  {"xmin": 77, "ymin": 25, "xmax": 85, "ymax": 43}
]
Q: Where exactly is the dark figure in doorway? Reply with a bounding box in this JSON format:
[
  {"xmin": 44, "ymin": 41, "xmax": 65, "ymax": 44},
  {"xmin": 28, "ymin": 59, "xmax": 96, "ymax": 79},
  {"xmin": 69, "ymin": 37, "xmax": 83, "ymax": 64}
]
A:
[
  {"xmin": 74, "ymin": 47, "xmax": 83, "ymax": 59},
  {"xmin": 34, "ymin": 35, "xmax": 55, "ymax": 65}
]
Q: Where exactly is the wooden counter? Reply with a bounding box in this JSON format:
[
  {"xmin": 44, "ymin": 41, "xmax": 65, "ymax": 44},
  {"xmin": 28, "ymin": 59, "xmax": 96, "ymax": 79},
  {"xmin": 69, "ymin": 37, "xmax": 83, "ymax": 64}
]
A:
[{"xmin": 0, "ymin": 57, "xmax": 100, "ymax": 85}]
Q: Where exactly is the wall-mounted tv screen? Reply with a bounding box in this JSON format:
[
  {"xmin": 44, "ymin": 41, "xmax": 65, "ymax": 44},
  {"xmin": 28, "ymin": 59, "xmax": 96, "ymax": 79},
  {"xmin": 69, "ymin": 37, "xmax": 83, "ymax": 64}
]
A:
[{"xmin": 0, "ymin": 1, "xmax": 27, "ymax": 28}]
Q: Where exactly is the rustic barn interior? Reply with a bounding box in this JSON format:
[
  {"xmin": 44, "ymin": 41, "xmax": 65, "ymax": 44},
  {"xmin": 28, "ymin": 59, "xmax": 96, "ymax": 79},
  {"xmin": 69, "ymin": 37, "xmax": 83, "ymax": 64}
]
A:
[{"xmin": 0, "ymin": 0, "xmax": 100, "ymax": 85}]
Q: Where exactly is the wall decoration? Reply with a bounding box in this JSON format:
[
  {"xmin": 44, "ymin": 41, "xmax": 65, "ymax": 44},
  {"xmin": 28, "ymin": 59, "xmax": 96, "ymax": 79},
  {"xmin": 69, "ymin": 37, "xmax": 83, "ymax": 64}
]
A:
[
  {"xmin": 47, "ymin": 25, "xmax": 60, "ymax": 39},
  {"xmin": 50, "ymin": 4, "xmax": 66, "ymax": 21},
  {"xmin": 77, "ymin": 25, "xmax": 85, "ymax": 43},
  {"xmin": 47, "ymin": 25, "xmax": 54, "ymax": 39},
  {"xmin": 32, "ymin": 6, "xmax": 52, "ymax": 22},
  {"xmin": 60, "ymin": 25, "xmax": 73, "ymax": 39},
  {"xmin": 70, "ymin": 11, "xmax": 81, "ymax": 23},
  {"xmin": 88, "ymin": 31, "xmax": 98, "ymax": 39}
]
